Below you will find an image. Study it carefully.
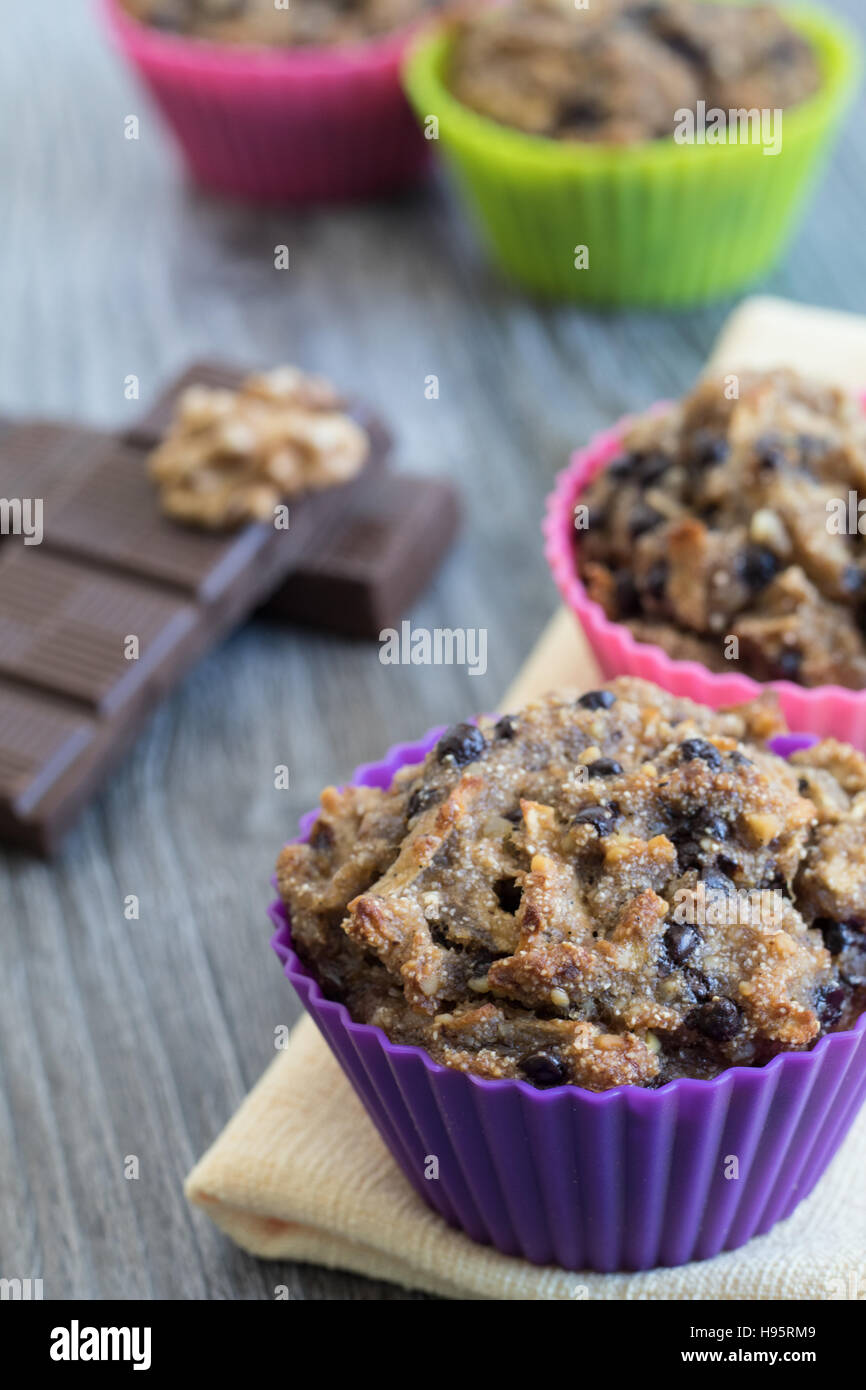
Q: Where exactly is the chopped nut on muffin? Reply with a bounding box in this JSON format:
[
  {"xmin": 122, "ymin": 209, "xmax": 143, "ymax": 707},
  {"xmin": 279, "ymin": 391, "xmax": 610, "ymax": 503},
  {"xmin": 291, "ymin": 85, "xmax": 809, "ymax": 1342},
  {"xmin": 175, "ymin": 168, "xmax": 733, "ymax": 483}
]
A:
[
  {"xmin": 121, "ymin": 0, "xmax": 440, "ymax": 46},
  {"xmin": 277, "ymin": 678, "xmax": 865, "ymax": 1091},
  {"xmin": 147, "ymin": 366, "xmax": 369, "ymax": 530},
  {"xmin": 448, "ymin": 0, "xmax": 820, "ymax": 143},
  {"xmin": 579, "ymin": 369, "xmax": 866, "ymax": 689}
]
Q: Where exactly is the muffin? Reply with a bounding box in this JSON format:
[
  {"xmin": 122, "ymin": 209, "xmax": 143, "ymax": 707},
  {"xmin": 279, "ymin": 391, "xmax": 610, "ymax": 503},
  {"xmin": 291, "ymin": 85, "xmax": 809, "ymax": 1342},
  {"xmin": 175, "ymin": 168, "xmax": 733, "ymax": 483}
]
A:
[
  {"xmin": 403, "ymin": 0, "xmax": 857, "ymax": 305},
  {"xmin": 448, "ymin": 0, "xmax": 820, "ymax": 144},
  {"xmin": 271, "ymin": 679, "xmax": 866, "ymax": 1269},
  {"xmin": 578, "ymin": 370, "xmax": 866, "ymax": 692},
  {"xmin": 119, "ymin": 0, "xmax": 441, "ymax": 47},
  {"xmin": 103, "ymin": 0, "xmax": 439, "ymax": 201},
  {"xmin": 277, "ymin": 677, "xmax": 865, "ymax": 1091}
]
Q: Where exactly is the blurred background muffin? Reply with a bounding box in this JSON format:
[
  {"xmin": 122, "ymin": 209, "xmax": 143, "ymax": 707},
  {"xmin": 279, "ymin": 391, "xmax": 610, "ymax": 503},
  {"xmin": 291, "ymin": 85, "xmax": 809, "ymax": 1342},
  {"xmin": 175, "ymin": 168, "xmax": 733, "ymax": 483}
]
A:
[
  {"xmin": 448, "ymin": 0, "xmax": 820, "ymax": 143},
  {"xmin": 121, "ymin": 0, "xmax": 443, "ymax": 47},
  {"xmin": 404, "ymin": 0, "xmax": 857, "ymax": 304},
  {"xmin": 106, "ymin": 0, "xmax": 446, "ymax": 200}
]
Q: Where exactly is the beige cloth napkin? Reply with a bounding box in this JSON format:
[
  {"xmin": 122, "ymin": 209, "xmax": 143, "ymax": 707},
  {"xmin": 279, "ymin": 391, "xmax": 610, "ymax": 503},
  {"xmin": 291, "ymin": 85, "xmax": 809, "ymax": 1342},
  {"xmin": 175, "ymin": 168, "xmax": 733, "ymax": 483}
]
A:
[{"xmin": 186, "ymin": 298, "xmax": 866, "ymax": 1298}]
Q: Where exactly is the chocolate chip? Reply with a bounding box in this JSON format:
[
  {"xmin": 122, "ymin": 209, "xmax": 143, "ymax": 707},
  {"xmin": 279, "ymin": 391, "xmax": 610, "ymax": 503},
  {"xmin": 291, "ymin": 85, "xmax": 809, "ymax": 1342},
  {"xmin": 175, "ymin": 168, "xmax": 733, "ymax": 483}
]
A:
[
  {"xmin": 629, "ymin": 501, "xmax": 663, "ymax": 538},
  {"xmin": 572, "ymin": 804, "xmax": 620, "ymax": 836},
  {"xmin": 615, "ymin": 571, "xmax": 641, "ymax": 618},
  {"xmin": 407, "ymin": 786, "xmax": 439, "ymax": 820},
  {"xmin": 738, "ymin": 544, "xmax": 780, "ymax": 593},
  {"xmin": 694, "ymin": 809, "xmax": 729, "ymax": 841},
  {"xmin": 493, "ymin": 877, "xmax": 522, "ymax": 914},
  {"xmin": 673, "ymin": 837, "xmax": 702, "ymax": 871},
  {"xmin": 494, "ymin": 715, "xmax": 517, "ymax": 740},
  {"xmin": 774, "ymin": 647, "xmax": 802, "ymax": 681},
  {"xmin": 586, "ymin": 757, "xmax": 623, "ymax": 778},
  {"xmin": 658, "ymin": 29, "xmax": 706, "ymax": 67},
  {"xmin": 558, "ymin": 98, "xmax": 604, "ymax": 129},
  {"xmin": 578, "ymin": 690, "xmax": 616, "ymax": 711},
  {"xmin": 728, "ymin": 749, "xmax": 752, "ymax": 767},
  {"xmin": 679, "ymin": 738, "xmax": 722, "ymax": 770},
  {"xmin": 309, "ymin": 821, "xmax": 334, "ymax": 852},
  {"xmin": 816, "ymin": 985, "xmax": 846, "ymax": 1028},
  {"xmin": 503, "ymin": 806, "xmax": 523, "ymax": 825},
  {"xmin": 841, "ymin": 565, "xmax": 866, "ymax": 597},
  {"xmin": 683, "ymin": 967, "xmax": 712, "ymax": 1001},
  {"xmin": 798, "ymin": 777, "xmax": 810, "ymax": 796},
  {"xmin": 436, "ymin": 723, "xmax": 486, "ymax": 767},
  {"xmin": 664, "ymin": 921, "xmax": 700, "ymax": 965},
  {"xmin": 701, "ymin": 869, "xmax": 734, "ymax": 894},
  {"xmin": 519, "ymin": 1051, "xmax": 567, "ymax": 1088},
  {"xmin": 815, "ymin": 917, "xmax": 848, "ymax": 956},
  {"xmin": 635, "ymin": 452, "xmax": 671, "ymax": 485},
  {"xmin": 691, "ymin": 429, "xmax": 730, "ymax": 467},
  {"xmin": 609, "ymin": 451, "xmax": 641, "ymax": 479},
  {"xmin": 688, "ymin": 997, "xmax": 742, "ymax": 1041},
  {"xmin": 754, "ymin": 434, "xmax": 787, "ymax": 471},
  {"xmin": 645, "ymin": 560, "xmax": 668, "ymax": 601}
]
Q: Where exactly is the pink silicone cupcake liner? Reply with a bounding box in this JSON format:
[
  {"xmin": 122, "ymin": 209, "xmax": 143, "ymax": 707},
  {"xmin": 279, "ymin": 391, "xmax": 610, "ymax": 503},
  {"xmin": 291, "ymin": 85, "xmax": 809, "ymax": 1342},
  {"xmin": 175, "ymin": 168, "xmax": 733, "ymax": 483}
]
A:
[
  {"xmin": 544, "ymin": 409, "xmax": 866, "ymax": 750},
  {"xmin": 102, "ymin": 0, "xmax": 432, "ymax": 202},
  {"xmin": 270, "ymin": 727, "xmax": 866, "ymax": 1273}
]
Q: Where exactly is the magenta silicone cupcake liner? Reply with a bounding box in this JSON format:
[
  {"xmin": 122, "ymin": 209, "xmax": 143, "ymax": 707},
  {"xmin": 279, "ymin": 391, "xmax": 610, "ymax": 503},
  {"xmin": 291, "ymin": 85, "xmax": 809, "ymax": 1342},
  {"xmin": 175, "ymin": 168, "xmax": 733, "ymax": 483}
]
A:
[
  {"xmin": 270, "ymin": 726, "xmax": 866, "ymax": 1272},
  {"xmin": 101, "ymin": 0, "xmax": 432, "ymax": 202},
  {"xmin": 544, "ymin": 407, "xmax": 866, "ymax": 750}
]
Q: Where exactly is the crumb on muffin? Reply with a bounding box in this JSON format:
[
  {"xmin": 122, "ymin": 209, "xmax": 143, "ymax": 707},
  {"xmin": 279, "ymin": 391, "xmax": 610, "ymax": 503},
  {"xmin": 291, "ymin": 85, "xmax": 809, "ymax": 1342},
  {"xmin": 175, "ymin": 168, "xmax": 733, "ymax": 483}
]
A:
[{"xmin": 277, "ymin": 678, "xmax": 866, "ymax": 1091}]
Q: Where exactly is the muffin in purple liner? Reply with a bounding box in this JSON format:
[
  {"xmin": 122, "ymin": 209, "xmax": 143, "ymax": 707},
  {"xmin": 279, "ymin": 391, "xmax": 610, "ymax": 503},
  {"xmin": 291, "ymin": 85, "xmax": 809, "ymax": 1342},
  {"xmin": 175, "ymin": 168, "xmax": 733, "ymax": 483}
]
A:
[{"xmin": 271, "ymin": 680, "xmax": 866, "ymax": 1271}]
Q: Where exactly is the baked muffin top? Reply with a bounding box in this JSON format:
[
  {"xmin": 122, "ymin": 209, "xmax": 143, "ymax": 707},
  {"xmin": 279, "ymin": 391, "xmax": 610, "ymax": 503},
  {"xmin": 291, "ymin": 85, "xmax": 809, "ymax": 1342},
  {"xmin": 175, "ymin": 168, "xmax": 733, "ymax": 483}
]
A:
[
  {"xmin": 121, "ymin": 0, "xmax": 440, "ymax": 46},
  {"xmin": 277, "ymin": 678, "xmax": 866, "ymax": 1091},
  {"xmin": 579, "ymin": 369, "xmax": 866, "ymax": 689},
  {"xmin": 448, "ymin": 0, "xmax": 820, "ymax": 143}
]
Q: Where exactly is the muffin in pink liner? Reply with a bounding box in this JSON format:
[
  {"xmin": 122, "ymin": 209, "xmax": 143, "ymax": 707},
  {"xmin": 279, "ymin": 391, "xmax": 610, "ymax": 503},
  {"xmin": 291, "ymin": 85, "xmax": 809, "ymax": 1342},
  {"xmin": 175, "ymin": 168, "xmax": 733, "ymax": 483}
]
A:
[
  {"xmin": 101, "ymin": 0, "xmax": 434, "ymax": 202},
  {"xmin": 270, "ymin": 720, "xmax": 866, "ymax": 1273},
  {"xmin": 544, "ymin": 400, "xmax": 866, "ymax": 751}
]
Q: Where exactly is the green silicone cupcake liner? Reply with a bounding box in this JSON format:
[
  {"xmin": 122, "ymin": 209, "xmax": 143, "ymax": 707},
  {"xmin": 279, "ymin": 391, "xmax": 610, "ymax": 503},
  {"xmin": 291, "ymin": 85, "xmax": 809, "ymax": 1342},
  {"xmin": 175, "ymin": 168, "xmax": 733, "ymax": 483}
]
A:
[{"xmin": 403, "ymin": 5, "xmax": 859, "ymax": 307}]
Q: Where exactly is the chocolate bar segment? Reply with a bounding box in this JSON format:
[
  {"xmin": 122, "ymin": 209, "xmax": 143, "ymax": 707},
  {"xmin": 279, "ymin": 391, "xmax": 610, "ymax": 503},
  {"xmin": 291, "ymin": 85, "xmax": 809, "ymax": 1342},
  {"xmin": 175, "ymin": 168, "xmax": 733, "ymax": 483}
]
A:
[
  {"xmin": 0, "ymin": 423, "xmax": 107, "ymax": 526},
  {"xmin": 0, "ymin": 361, "xmax": 464, "ymax": 852},
  {"xmin": 0, "ymin": 548, "xmax": 196, "ymax": 715},
  {"xmin": 43, "ymin": 438, "xmax": 275, "ymax": 602},
  {"xmin": 263, "ymin": 474, "xmax": 461, "ymax": 639},
  {"xmin": 0, "ymin": 684, "xmax": 94, "ymax": 819},
  {"xmin": 123, "ymin": 361, "xmax": 246, "ymax": 447}
]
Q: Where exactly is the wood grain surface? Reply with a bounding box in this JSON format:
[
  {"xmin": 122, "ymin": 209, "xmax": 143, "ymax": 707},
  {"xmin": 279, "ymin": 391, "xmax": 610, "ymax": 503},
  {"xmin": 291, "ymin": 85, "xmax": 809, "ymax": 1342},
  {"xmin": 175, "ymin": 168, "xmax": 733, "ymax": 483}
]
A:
[{"xmin": 1, "ymin": 0, "xmax": 864, "ymax": 1301}]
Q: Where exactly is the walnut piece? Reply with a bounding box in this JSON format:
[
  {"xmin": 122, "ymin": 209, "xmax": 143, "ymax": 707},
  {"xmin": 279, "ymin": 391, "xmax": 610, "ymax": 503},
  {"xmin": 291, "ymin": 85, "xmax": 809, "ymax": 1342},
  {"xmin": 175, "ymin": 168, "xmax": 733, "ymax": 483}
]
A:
[{"xmin": 148, "ymin": 366, "xmax": 370, "ymax": 531}]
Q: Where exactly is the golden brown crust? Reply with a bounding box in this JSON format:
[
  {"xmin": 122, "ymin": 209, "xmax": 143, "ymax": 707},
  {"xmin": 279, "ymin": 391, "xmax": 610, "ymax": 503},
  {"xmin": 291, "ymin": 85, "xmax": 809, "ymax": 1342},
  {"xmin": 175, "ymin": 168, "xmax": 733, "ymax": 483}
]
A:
[{"xmin": 277, "ymin": 679, "xmax": 866, "ymax": 1090}]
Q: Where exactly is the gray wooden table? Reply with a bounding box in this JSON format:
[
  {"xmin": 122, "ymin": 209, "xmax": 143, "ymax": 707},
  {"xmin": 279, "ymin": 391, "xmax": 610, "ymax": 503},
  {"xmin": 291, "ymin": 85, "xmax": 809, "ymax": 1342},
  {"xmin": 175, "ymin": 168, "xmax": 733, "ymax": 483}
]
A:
[{"xmin": 1, "ymin": 0, "xmax": 864, "ymax": 1301}]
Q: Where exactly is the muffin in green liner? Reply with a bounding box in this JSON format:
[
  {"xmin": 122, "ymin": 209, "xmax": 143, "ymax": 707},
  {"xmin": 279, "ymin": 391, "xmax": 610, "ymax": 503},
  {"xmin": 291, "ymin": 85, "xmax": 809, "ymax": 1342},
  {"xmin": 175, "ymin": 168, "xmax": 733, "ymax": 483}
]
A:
[{"xmin": 403, "ymin": 3, "xmax": 859, "ymax": 307}]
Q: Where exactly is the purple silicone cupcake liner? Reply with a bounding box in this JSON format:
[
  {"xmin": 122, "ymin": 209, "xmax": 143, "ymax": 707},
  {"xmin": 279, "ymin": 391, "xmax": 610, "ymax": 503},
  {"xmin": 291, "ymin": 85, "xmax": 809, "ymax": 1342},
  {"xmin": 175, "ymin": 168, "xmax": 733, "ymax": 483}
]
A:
[{"xmin": 270, "ymin": 725, "xmax": 866, "ymax": 1273}]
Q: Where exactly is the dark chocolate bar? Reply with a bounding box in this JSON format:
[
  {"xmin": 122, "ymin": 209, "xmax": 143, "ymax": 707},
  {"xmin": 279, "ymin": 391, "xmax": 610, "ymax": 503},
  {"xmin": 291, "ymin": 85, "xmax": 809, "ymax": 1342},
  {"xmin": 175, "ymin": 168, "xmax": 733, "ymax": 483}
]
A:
[
  {"xmin": 263, "ymin": 474, "xmax": 461, "ymax": 639},
  {"xmin": 0, "ymin": 363, "xmax": 459, "ymax": 853},
  {"xmin": 0, "ymin": 373, "xmax": 393, "ymax": 853}
]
